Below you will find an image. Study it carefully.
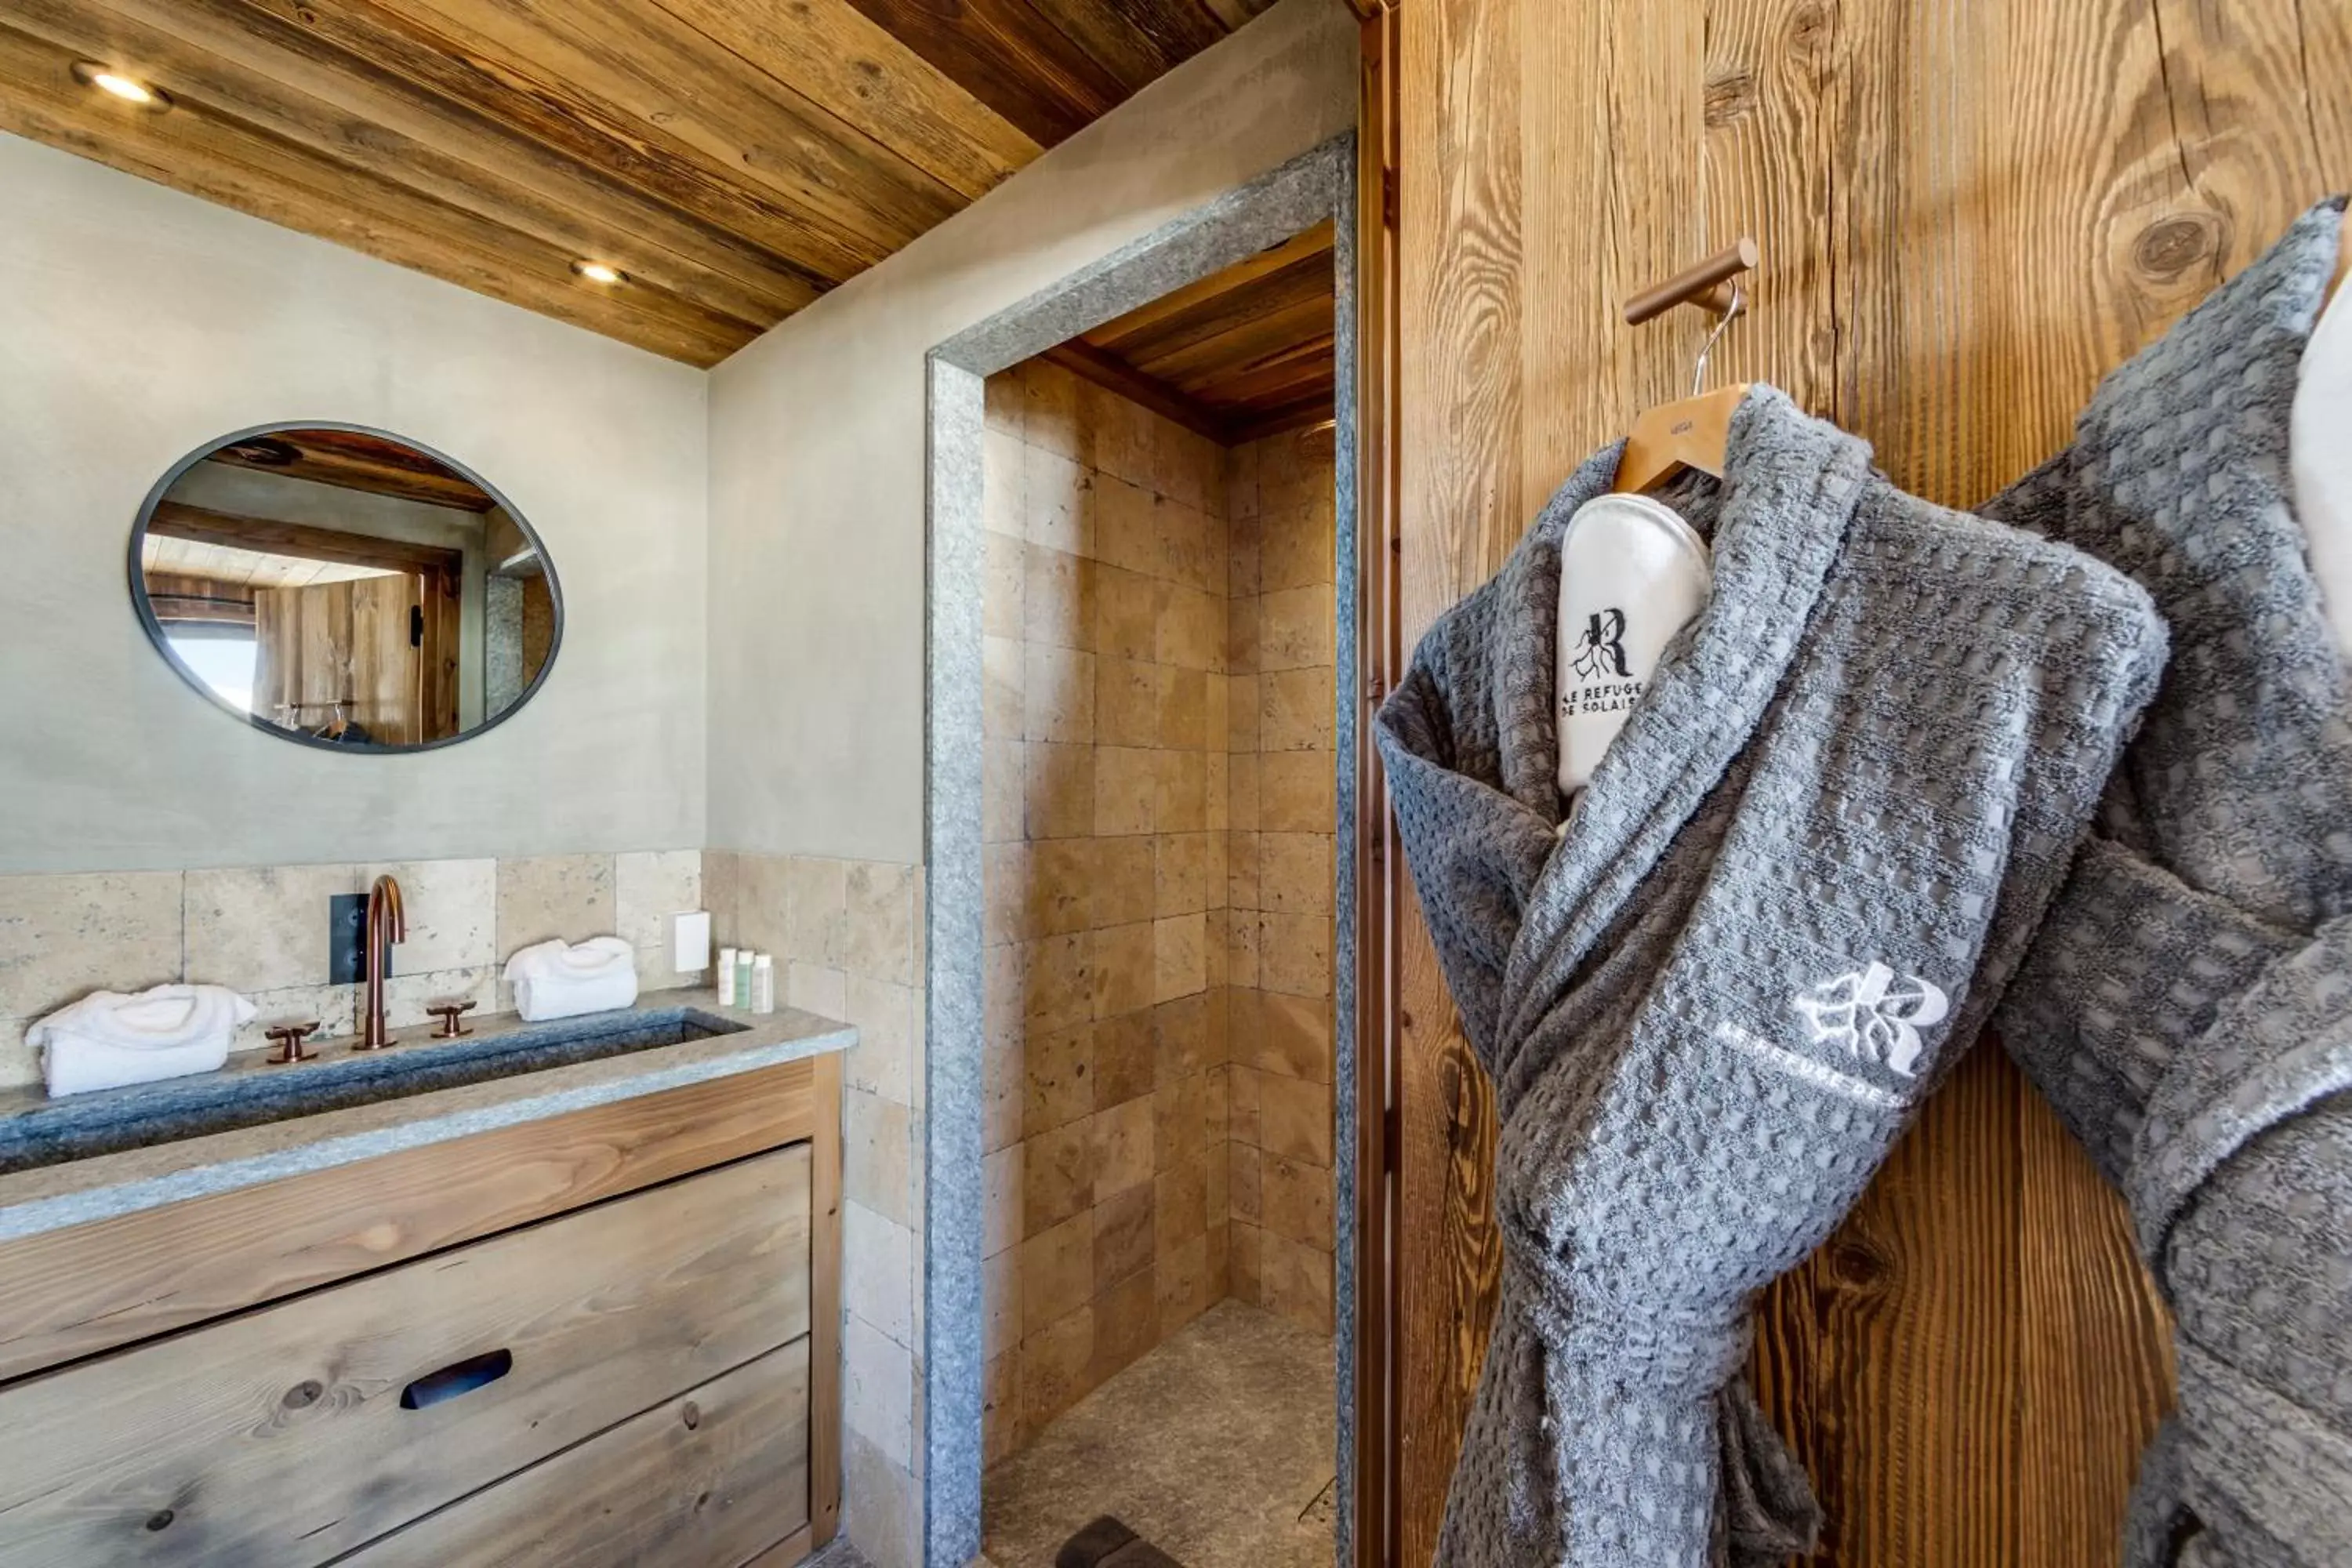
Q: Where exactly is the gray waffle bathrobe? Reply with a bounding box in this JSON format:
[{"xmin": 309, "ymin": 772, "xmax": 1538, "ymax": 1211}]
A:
[
  {"xmin": 1987, "ymin": 198, "xmax": 2352, "ymax": 1566},
  {"xmin": 1374, "ymin": 387, "xmax": 2167, "ymax": 1564}
]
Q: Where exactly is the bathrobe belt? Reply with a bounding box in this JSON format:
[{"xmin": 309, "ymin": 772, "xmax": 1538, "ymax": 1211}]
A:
[{"xmin": 1497, "ymin": 1244, "xmax": 1820, "ymax": 1563}]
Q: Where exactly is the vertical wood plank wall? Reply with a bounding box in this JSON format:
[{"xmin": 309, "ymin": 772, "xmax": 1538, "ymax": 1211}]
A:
[{"xmin": 1390, "ymin": 2, "xmax": 2351, "ymax": 1563}]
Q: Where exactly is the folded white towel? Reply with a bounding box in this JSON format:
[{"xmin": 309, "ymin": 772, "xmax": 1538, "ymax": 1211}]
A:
[
  {"xmin": 503, "ymin": 936, "xmax": 638, "ymax": 1023},
  {"xmin": 27, "ymin": 983, "xmax": 257, "ymax": 1098}
]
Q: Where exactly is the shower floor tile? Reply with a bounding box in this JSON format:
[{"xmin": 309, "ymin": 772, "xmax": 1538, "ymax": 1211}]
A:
[{"xmin": 981, "ymin": 1299, "xmax": 1337, "ymax": 1568}]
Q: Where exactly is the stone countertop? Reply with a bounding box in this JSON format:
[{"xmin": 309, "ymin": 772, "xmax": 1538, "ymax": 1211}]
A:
[{"xmin": 0, "ymin": 986, "xmax": 854, "ymax": 1243}]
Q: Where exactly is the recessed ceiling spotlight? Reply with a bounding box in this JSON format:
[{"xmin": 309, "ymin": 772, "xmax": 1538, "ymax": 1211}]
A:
[
  {"xmin": 571, "ymin": 260, "xmax": 627, "ymax": 285},
  {"xmin": 71, "ymin": 62, "xmax": 172, "ymax": 110}
]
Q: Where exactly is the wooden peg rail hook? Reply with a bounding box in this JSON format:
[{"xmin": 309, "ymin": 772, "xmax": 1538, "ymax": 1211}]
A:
[{"xmin": 1622, "ymin": 238, "xmax": 1760, "ymax": 325}]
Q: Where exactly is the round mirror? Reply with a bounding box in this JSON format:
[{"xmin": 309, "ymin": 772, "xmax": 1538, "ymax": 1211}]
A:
[{"xmin": 129, "ymin": 424, "xmax": 561, "ymax": 752}]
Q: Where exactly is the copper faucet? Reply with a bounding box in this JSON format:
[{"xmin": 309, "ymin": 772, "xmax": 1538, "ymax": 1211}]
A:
[{"xmin": 355, "ymin": 874, "xmax": 405, "ymax": 1051}]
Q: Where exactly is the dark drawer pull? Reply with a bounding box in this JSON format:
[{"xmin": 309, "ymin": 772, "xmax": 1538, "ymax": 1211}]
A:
[{"xmin": 400, "ymin": 1348, "xmax": 513, "ymax": 1410}]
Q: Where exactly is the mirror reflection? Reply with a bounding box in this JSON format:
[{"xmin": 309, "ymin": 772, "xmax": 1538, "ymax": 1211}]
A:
[{"xmin": 133, "ymin": 426, "xmax": 558, "ymax": 750}]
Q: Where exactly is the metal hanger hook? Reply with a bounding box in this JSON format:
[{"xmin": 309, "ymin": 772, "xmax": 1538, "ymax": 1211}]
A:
[{"xmin": 1690, "ymin": 280, "xmax": 1744, "ymax": 398}]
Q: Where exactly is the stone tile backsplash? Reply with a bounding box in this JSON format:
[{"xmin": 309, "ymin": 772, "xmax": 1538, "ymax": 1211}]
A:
[
  {"xmin": 701, "ymin": 844, "xmax": 927, "ymax": 1568},
  {"xmin": 0, "ymin": 849, "xmax": 706, "ymax": 1088}
]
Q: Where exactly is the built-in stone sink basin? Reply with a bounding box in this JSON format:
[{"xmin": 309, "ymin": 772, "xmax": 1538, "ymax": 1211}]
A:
[{"xmin": 0, "ymin": 1004, "xmax": 748, "ymax": 1177}]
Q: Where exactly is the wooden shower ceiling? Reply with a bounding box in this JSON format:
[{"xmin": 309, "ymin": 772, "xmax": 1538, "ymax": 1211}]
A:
[
  {"xmin": 1048, "ymin": 219, "xmax": 1337, "ymax": 445},
  {"xmin": 0, "ymin": 0, "xmax": 1276, "ymax": 367}
]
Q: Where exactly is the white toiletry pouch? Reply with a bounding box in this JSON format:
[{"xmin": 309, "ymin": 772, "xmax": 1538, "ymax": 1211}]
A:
[{"xmin": 1555, "ymin": 492, "xmax": 1712, "ymax": 800}]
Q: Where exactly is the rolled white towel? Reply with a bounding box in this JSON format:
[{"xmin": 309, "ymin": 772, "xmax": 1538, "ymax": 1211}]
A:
[
  {"xmin": 503, "ymin": 936, "xmax": 638, "ymax": 1023},
  {"xmin": 27, "ymin": 983, "xmax": 257, "ymax": 1098}
]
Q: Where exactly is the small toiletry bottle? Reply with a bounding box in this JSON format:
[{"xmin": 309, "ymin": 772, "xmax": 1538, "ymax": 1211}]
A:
[
  {"xmin": 752, "ymin": 953, "xmax": 775, "ymax": 1015},
  {"xmin": 736, "ymin": 949, "xmax": 755, "ymax": 1009},
  {"xmin": 717, "ymin": 946, "xmax": 739, "ymax": 1007}
]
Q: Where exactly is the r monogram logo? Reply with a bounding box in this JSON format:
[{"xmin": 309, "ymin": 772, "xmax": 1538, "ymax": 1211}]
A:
[
  {"xmin": 1570, "ymin": 607, "xmax": 1630, "ymax": 680},
  {"xmin": 1791, "ymin": 961, "xmax": 1950, "ymax": 1078}
]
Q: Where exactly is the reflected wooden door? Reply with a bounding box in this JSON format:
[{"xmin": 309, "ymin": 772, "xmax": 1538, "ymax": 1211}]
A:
[
  {"xmin": 1386, "ymin": 0, "xmax": 2348, "ymax": 1561},
  {"xmin": 255, "ymin": 573, "xmax": 426, "ymax": 744}
]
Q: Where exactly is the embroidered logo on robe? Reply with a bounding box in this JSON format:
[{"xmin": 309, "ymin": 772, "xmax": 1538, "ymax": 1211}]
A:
[
  {"xmin": 1791, "ymin": 962, "xmax": 1950, "ymax": 1077},
  {"xmin": 1570, "ymin": 608, "xmax": 1630, "ymax": 680}
]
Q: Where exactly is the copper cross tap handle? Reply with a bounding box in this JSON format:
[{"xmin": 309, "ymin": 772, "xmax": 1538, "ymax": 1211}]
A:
[
  {"xmin": 428, "ymin": 998, "xmax": 478, "ymax": 1039},
  {"xmin": 265, "ymin": 1020, "xmax": 321, "ymax": 1065}
]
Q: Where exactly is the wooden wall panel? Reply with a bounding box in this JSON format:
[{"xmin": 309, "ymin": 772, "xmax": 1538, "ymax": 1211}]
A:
[{"xmin": 1392, "ymin": 2, "xmax": 2350, "ymax": 1563}]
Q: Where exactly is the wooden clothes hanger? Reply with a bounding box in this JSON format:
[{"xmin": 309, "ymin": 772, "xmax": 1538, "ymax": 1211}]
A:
[{"xmin": 1613, "ymin": 238, "xmax": 1759, "ymax": 495}]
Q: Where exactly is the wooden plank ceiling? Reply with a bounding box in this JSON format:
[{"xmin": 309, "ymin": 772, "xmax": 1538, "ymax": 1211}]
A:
[
  {"xmin": 1047, "ymin": 218, "xmax": 1336, "ymax": 445},
  {"xmin": 0, "ymin": 0, "xmax": 1276, "ymax": 366},
  {"xmin": 206, "ymin": 427, "xmax": 496, "ymax": 510}
]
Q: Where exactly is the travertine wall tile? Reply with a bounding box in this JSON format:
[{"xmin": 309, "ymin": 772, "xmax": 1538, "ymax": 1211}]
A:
[
  {"xmin": 495, "ymin": 855, "xmax": 615, "ymax": 958},
  {"xmin": 1023, "ymin": 1019, "xmax": 1093, "ymax": 1138},
  {"xmin": 1093, "ymin": 1181, "xmax": 1154, "ymax": 1285},
  {"xmin": 845, "ymin": 860, "xmax": 916, "ymax": 988},
  {"xmin": 985, "ymin": 739, "xmax": 1026, "ymax": 844},
  {"xmin": 787, "ymin": 961, "xmax": 847, "ymax": 1018},
  {"xmin": 1258, "ymin": 584, "xmax": 1335, "ymax": 671},
  {"xmin": 1258, "ymin": 750, "xmax": 1334, "ymax": 833},
  {"xmin": 984, "ymin": 530, "xmax": 1026, "ymax": 639},
  {"xmin": 1260, "ymin": 1072, "xmax": 1334, "ymax": 1165},
  {"xmin": 1024, "ymin": 1120, "xmax": 1094, "ymax": 1236},
  {"xmin": 361, "ymin": 858, "xmax": 495, "ymax": 974},
  {"xmin": 1260, "ymin": 912, "xmax": 1332, "ymax": 998},
  {"xmin": 1022, "ymin": 644, "xmax": 1095, "ymax": 746},
  {"xmin": 845, "ymin": 1428, "xmax": 923, "ymax": 1568},
  {"xmin": 984, "ymin": 1248, "xmax": 1021, "ymax": 1358},
  {"xmin": 615, "ymin": 849, "xmax": 701, "ymax": 954},
  {"xmin": 733, "ymin": 853, "xmax": 792, "ymax": 960},
  {"xmin": 1025, "ymin": 445, "xmax": 1092, "ymax": 557},
  {"xmin": 1093, "ymin": 1010, "xmax": 1154, "ymax": 1108},
  {"xmin": 1224, "ymin": 424, "xmax": 1339, "ymax": 1340},
  {"xmin": 783, "ymin": 855, "xmax": 848, "ymax": 968},
  {"xmin": 845, "ymin": 1200, "xmax": 916, "ymax": 1347},
  {"xmin": 1019, "ymin": 1301, "xmax": 1094, "ymax": 1429},
  {"xmin": 984, "ymin": 1143, "xmax": 1024, "ymax": 1259},
  {"xmin": 1091, "ymin": 1095, "xmax": 1153, "ymax": 1198},
  {"xmin": 1091, "ymin": 922, "xmax": 1156, "ymax": 1019},
  {"xmin": 183, "ymin": 863, "xmax": 355, "ymax": 993},
  {"xmin": 1025, "ymin": 543, "xmax": 1097, "ymax": 653},
  {"xmin": 1, "ymin": 871, "xmax": 183, "ymax": 1025},
  {"xmin": 844, "ymin": 1312, "xmax": 915, "ymax": 1468},
  {"xmin": 845, "ymin": 972, "xmax": 916, "ymax": 1104},
  {"xmin": 845, "ymin": 1086, "xmax": 915, "ymax": 1229},
  {"xmin": 1022, "ymin": 1209, "xmax": 1094, "ymax": 1334},
  {"xmin": 1260, "ymin": 666, "xmax": 1334, "ymax": 752}
]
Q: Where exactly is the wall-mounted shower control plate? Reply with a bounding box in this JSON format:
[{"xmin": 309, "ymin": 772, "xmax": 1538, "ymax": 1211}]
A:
[{"xmin": 328, "ymin": 893, "xmax": 366, "ymax": 985}]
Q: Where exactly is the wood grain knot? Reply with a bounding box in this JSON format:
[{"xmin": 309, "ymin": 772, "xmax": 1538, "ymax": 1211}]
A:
[
  {"xmin": 145, "ymin": 1510, "xmax": 174, "ymax": 1533},
  {"xmin": 1704, "ymin": 68, "xmax": 1758, "ymax": 128},
  {"xmin": 1787, "ymin": 3, "xmax": 1833, "ymax": 56},
  {"xmin": 2134, "ymin": 213, "xmax": 2224, "ymax": 281},
  {"xmin": 282, "ymin": 1379, "xmax": 323, "ymax": 1410},
  {"xmin": 1828, "ymin": 1240, "xmax": 1889, "ymax": 1291}
]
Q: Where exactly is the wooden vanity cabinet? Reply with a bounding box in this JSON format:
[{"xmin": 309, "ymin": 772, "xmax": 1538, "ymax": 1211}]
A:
[{"xmin": 0, "ymin": 1053, "xmax": 843, "ymax": 1568}]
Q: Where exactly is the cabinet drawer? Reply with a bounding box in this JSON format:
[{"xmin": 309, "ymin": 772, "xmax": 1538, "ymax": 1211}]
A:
[
  {"xmin": 340, "ymin": 1338, "xmax": 811, "ymax": 1568},
  {"xmin": 0, "ymin": 1145, "xmax": 811, "ymax": 1567}
]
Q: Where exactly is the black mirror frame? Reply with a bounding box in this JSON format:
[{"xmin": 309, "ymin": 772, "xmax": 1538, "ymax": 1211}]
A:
[{"xmin": 125, "ymin": 419, "xmax": 564, "ymax": 757}]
